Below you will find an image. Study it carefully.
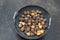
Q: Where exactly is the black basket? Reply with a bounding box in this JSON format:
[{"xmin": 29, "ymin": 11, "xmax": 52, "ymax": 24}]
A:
[{"xmin": 13, "ymin": 5, "xmax": 51, "ymax": 40}]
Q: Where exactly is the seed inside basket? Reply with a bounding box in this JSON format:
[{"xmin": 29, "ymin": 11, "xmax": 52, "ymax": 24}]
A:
[{"xmin": 18, "ymin": 10, "xmax": 47, "ymax": 36}]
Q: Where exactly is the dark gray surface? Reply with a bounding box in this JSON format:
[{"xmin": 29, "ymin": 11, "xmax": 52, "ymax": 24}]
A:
[{"xmin": 0, "ymin": 0, "xmax": 60, "ymax": 40}]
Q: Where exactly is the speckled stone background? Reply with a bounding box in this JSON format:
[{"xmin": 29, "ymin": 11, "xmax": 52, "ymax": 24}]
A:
[{"xmin": 0, "ymin": 0, "xmax": 60, "ymax": 40}]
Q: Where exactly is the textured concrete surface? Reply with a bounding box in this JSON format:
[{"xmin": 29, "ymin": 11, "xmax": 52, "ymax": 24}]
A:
[{"xmin": 0, "ymin": 0, "xmax": 60, "ymax": 40}]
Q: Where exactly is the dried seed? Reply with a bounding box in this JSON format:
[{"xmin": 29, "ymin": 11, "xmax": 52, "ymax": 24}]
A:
[
  {"xmin": 22, "ymin": 15, "xmax": 24, "ymax": 17},
  {"xmin": 20, "ymin": 27, "xmax": 25, "ymax": 31},
  {"xmin": 31, "ymin": 13, "xmax": 35, "ymax": 16},
  {"xmin": 41, "ymin": 21, "xmax": 45, "ymax": 25},
  {"xmin": 43, "ymin": 19, "xmax": 47, "ymax": 22},
  {"xmin": 35, "ymin": 14, "xmax": 38, "ymax": 16},
  {"xmin": 31, "ymin": 28, "xmax": 34, "ymax": 32},
  {"xmin": 37, "ymin": 14, "xmax": 40, "ymax": 16},
  {"xmin": 18, "ymin": 23, "xmax": 22, "ymax": 27},
  {"xmin": 38, "ymin": 23, "xmax": 41, "ymax": 25},
  {"xmin": 28, "ymin": 22, "xmax": 31, "ymax": 25},
  {"xmin": 26, "ymin": 11, "xmax": 30, "ymax": 14},
  {"xmin": 20, "ymin": 22, "xmax": 25, "ymax": 25},
  {"xmin": 43, "ymin": 25, "xmax": 46, "ymax": 29},
  {"xmin": 26, "ymin": 32, "xmax": 30, "ymax": 36},
  {"xmin": 40, "ymin": 30, "xmax": 45, "ymax": 34},
  {"xmin": 25, "ymin": 24, "xmax": 28, "ymax": 26},
  {"xmin": 32, "ymin": 20, "xmax": 35, "ymax": 22},
  {"xmin": 27, "ymin": 15, "xmax": 30, "ymax": 17},
  {"xmin": 31, "ymin": 25, "xmax": 35, "ymax": 29},
  {"xmin": 30, "ymin": 32, "xmax": 34, "ymax": 36},
  {"xmin": 36, "ymin": 10, "xmax": 42, "ymax": 14},
  {"xmin": 41, "ymin": 15, "xmax": 44, "ymax": 18},
  {"xmin": 34, "ymin": 31, "xmax": 37, "ymax": 34},
  {"xmin": 25, "ymin": 17, "xmax": 28, "ymax": 20},
  {"xmin": 36, "ymin": 30, "xmax": 41, "ymax": 35},
  {"xmin": 35, "ymin": 25, "xmax": 39, "ymax": 30},
  {"xmin": 40, "ymin": 18, "xmax": 43, "ymax": 20},
  {"xmin": 36, "ymin": 10, "xmax": 39, "ymax": 13},
  {"xmin": 24, "ymin": 11, "xmax": 27, "ymax": 14},
  {"xmin": 26, "ymin": 27, "xmax": 30, "ymax": 32},
  {"xmin": 38, "ymin": 11, "xmax": 42, "ymax": 14},
  {"xmin": 19, "ymin": 18, "xmax": 24, "ymax": 21},
  {"xmin": 32, "ymin": 23, "xmax": 36, "ymax": 25},
  {"xmin": 38, "ymin": 25, "xmax": 43, "ymax": 29}
]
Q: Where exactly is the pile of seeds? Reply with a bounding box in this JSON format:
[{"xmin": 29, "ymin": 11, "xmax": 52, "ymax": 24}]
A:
[{"xmin": 18, "ymin": 10, "xmax": 47, "ymax": 36}]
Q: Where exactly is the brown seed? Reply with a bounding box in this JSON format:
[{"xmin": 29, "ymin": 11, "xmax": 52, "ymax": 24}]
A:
[
  {"xmin": 37, "ymin": 14, "xmax": 40, "ymax": 16},
  {"xmin": 24, "ymin": 11, "xmax": 27, "ymax": 14},
  {"xmin": 38, "ymin": 11, "xmax": 42, "ymax": 14},
  {"xmin": 28, "ymin": 20, "xmax": 31, "ymax": 22},
  {"xmin": 36, "ymin": 10, "xmax": 39, "ymax": 13},
  {"xmin": 22, "ymin": 15, "xmax": 24, "ymax": 17},
  {"xmin": 26, "ymin": 11, "xmax": 30, "ymax": 14},
  {"xmin": 33, "ymin": 16, "xmax": 36, "ymax": 19},
  {"xmin": 19, "ymin": 18, "xmax": 24, "ymax": 21},
  {"xmin": 19, "ymin": 22, "xmax": 25, "ymax": 25},
  {"xmin": 35, "ymin": 14, "xmax": 38, "ymax": 16},
  {"xmin": 40, "ymin": 30, "xmax": 45, "ymax": 34},
  {"xmin": 20, "ymin": 27, "xmax": 25, "ymax": 31},
  {"xmin": 30, "ymin": 32, "xmax": 34, "ymax": 36},
  {"xmin": 28, "ymin": 22, "xmax": 31, "ymax": 25},
  {"xmin": 26, "ymin": 32, "xmax": 30, "ymax": 36},
  {"xmin": 19, "ymin": 22, "xmax": 22, "ymax": 24},
  {"xmin": 31, "ymin": 28, "xmax": 36, "ymax": 34},
  {"xmin": 24, "ymin": 17, "xmax": 28, "ymax": 20},
  {"xmin": 43, "ymin": 19, "xmax": 47, "ymax": 22},
  {"xmin": 32, "ymin": 20, "xmax": 35, "ymax": 22},
  {"xmin": 32, "ymin": 23, "xmax": 36, "ymax": 25},
  {"xmin": 25, "ymin": 24, "xmax": 27, "ymax": 26},
  {"xmin": 26, "ymin": 27, "xmax": 30, "ymax": 32},
  {"xmin": 35, "ymin": 20, "xmax": 39, "ymax": 24},
  {"xmin": 38, "ymin": 25, "xmax": 43, "ymax": 29},
  {"xmin": 31, "ymin": 28, "xmax": 34, "ymax": 32},
  {"xmin": 37, "ymin": 16, "xmax": 40, "ymax": 19},
  {"xmin": 31, "ymin": 25, "xmax": 35, "ymax": 29},
  {"xmin": 40, "ymin": 15, "xmax": 44, "ymax": 18},
  {"xmin": 41, "ymin": 21, "xmax": 45, "ymax": 25},
  {"xmin": 35, "ymin": 25, "xmax": 39, "ymax": 31},
  {"xmin": 38, "ymin": 23, "xmax": 41, "ymax": 25},
  {"xmin": 36, "ymin": 30, "xmax": 41, "ymax": 35},
  {"xmin": 34, "ymin": 31, "xmax": 37, "ymax": 34},
  {"xmin": 31, "ymin": 13, "xmax": 35, "ymax": 16},
  {"xmin": 38, "ymin": 20, "xmax": 41, "ymax": 22},
  {"xmin": 18, "ymin": 23, "xmax": 22, "ymax": 27},
  {"xmin": 34, "ymin": 12, "xmax": 37, "ymax": 14},
  {"xmin": 36, "ymin": 10, "xmax": 42, "ymax": 14},
  {"xmin": 40, "ymin": 18, "xmax": 43, "ymax": 21},
  {"xmin": 43, "ymin": 25, "xmax": 46, "ymax": 29},
  {"xmin": 27, "ymin": 15, "xmax": 30, "ymax": 17}
]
